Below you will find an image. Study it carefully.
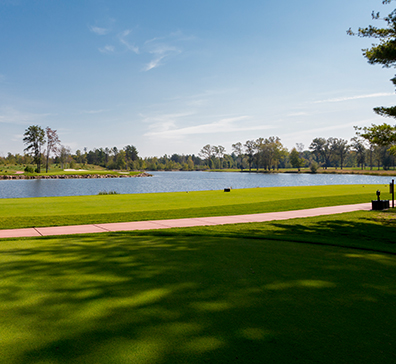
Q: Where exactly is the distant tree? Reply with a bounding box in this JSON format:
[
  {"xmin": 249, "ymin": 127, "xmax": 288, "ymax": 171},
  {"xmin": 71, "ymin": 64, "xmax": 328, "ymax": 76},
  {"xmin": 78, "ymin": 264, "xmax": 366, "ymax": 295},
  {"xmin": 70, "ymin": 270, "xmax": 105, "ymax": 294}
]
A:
[
  {"xmin": 254, "ymin": 138, "xmax": 264, "ymax": 170},
  {"xmin": 104, "ymin": 147, "xmax": 110, "ymax": 165},
  {"xmin": 232, "ymin": 142, "xmax": 244, "ymax": 171},
  {"xmin": 355, "ymin": 123, "xmax": 396, "ymax": 167},
  {"xmin": 199, "ymin": 144, "xmax": 214, "ymax": 167},
  {"xmin": 258, "ymin": 137, "xmax": 283, "ymax": 170},
  {"xmin": 289, "ymin": 147, "xmax": 305, "ymax": 171},
  {"xmin": 295, "ymin": 143, "xmax": 307, "ymax": 168},
  {"xmin": 115, "ymin": 150, "xmax": 126, "ymax": 170},
  {"xmin": 309, "ymin": 138, "xmax": 331, "ymax": 168},
  {"xmin": 23, "ymin": 125, "xmax": 46, "ymax": 173},
  {"xmin": 124, "ymin": 145, "xmax": 139, "ymax": 162},
  {"xmin": 58, "ymin": 145, "xmax": 71, "ymax": 169},
  {"xmin": 330, "ymin": 138, "xmax": 350, "ymax": 169},
  {"xmin": 296, "ymin": 143, "xmax": 304, "ymax": 154},
  {"xmin": 5, "ymin": 152, "xmax": 16, "ymax": 165},
  {"xmin": 269, "ymin": 136, "xmax": 287, "ymax": 170},
  {"xmin": 244, "ymin": 140, "xmax": 256, "ymax": 172},
  {"xmin": 351, "ymin": 136, "xmax": 366, "ymax": 169},
  {"xmin": 74, "ymin": 149, "xmax": 87, "ymax": 165},
  {"xmin": 45, "ymin": 127, "xmax": 60, "ymax": 173},
  {"xmin": 187, "ymin": 156, "xmax": 195, "ymax": 170},
  {"xmin": 215, "ymin": 145, "xmax": 226, "ymax": 169}
]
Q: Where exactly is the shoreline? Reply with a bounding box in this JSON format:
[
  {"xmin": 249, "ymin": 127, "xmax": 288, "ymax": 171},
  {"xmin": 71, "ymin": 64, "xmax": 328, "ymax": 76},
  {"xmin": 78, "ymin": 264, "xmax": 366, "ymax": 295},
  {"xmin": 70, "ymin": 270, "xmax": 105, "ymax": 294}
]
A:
[{"xmin": 0, "ymin": 172, "xmax": 152, "ymax": 180}]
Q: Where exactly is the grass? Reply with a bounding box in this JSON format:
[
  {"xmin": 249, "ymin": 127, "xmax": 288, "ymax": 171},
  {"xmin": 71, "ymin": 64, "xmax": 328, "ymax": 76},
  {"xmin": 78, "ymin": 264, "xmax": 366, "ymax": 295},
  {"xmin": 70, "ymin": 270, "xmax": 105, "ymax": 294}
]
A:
[
  {"xmin": 0, "ymin": 164, "xmax": 141, "ymax": 177},
  {"xmin": 210, "ymin": 167, "xmax": 396, "ymax": 176},
  {"xmin": 34, "ymin": 170, "xmax": 142, "ymax": 177},
  {"xmin": 0, "ymin": 184, "xmax": 391, "ymax": 229},
  {"xmin": 1, "ymin": 209, "xmax": 396, "ymax": 363}
]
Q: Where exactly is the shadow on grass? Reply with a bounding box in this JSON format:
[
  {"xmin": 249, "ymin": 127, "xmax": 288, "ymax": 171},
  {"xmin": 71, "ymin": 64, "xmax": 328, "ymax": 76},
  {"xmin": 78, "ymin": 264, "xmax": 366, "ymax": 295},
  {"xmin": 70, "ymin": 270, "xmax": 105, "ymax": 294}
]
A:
[
  {"xmin": 1, "ymin": 224, "xmax": 396, "ymax": 363},
  {"xmin": 141, "ymin": 210, "xmax": 396, "ymax": 255}
]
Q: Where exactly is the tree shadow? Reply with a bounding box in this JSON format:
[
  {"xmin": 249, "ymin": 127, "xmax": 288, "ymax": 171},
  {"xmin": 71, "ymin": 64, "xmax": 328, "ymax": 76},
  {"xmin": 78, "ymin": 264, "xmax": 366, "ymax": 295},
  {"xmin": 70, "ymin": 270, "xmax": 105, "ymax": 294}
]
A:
[
  {"xmin": 146, "ymin": 210, "xmax": 396, "ymax": 256},
  {"xmin": 1, "ymin": 228, "xmax": 396, "ymax": 363}
]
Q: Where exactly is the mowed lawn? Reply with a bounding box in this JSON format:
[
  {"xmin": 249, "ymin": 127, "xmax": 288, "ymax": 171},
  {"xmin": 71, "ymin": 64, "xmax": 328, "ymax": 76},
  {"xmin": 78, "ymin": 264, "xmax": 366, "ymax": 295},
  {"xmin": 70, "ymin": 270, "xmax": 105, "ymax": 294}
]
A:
[
  {"xmin": 0, "ymin": 184, "xmax": 391, "ymax": 229},
  {"xmin": 1, "ymin": 208, "xmax": 395, "ymax": 363}
]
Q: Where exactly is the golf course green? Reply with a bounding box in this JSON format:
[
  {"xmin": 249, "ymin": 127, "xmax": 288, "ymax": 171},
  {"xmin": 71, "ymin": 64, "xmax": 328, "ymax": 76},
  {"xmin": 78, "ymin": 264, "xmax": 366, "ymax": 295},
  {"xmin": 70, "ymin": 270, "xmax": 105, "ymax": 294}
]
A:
[
  {"xmin": 0, "ymin": 184, "xmax": 390, "ymax": 229},
  {"xmin": 0, "ymin": 185, "xmax": 395, "ymax": 363}
]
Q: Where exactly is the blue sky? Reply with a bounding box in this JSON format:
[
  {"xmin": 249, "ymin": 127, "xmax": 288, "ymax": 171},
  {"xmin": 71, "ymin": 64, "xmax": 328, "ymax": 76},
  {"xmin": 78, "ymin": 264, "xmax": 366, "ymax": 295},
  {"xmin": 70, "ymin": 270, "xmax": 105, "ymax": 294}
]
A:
[{"xmin": 1, "ymin": 0, "xmax": 395, "ymax": 157}]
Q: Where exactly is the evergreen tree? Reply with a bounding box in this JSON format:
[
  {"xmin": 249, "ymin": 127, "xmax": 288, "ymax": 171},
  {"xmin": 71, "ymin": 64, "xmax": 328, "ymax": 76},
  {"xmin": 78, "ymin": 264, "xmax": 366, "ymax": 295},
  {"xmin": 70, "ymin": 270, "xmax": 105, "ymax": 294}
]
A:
[{"xmin": 23, "ymin": 125, "xmax": 45, "ymax": 173}]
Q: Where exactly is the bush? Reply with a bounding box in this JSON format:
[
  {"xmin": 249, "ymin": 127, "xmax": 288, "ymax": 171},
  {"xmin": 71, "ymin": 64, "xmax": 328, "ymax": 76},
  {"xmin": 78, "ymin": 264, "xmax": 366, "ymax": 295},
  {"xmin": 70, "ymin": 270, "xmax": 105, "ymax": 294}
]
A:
[
  {"xmin": 24, "ymin": 166, "xmax": 34, "ymax": 173},
  {"xmin": 310, "ymin": 161, "xmax": 319, "ymax": 173}
]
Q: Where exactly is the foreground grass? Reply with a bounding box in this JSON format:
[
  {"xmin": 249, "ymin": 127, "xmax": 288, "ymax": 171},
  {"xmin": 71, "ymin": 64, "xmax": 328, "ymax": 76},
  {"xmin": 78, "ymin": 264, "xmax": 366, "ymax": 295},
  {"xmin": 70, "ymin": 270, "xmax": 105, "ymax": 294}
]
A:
[
  {"xmin": 0, "ymin": 184, "xmax": 391, "ymax": 229},
  {"xmin": 1, "ymin": 209, "xmax": 395, "ymax": 363}
]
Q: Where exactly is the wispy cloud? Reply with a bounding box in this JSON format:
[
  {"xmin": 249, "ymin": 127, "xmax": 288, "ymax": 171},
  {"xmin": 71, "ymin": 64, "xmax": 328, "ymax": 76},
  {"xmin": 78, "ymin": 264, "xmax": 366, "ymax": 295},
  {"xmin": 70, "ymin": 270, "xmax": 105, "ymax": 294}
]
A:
[
  {"xmin": 145, "ymin": 116, "xmax": 274, "ymax": 138},
  {"xmin": 0, "ymin": 106, "xmax": 52, "ymax": 124},
  {"xmin": 282, "ymin": 121, "xmax": 361, "ymax": 144},
  {"xmin": 287, "ymin": 111, "xmax": 309, "ymax": 117},
  {"xmin": 11, "ymin": 133, "xmax": 23, "ymax": 142},
  {"xmin": 99, "ymin": 45, "xmax": 115, "ymax": 53},
  {"xmin": 142, "ymin": 111, "xmax": 194, "ymax": 132},
  {"xmin": 118, "ymin": 30, "xmax": 139, "ymax": 53},
  {"xmin": 143, "ymin": 43, "xmax": 181, "ymax": 71},
  {"xmin": 314, "ymin": 92, "xmax": 394, "ymax": 104},
  {"xmin": 144, "ymin": 56, "xmax": 165, "ymax": 71},
  {"xmin": 142, "ymin": 31, "xmax": 194, "ymax": 71},
  {"xmin": 80, "ymin": 109, "xmax": 109, "ymax": 114},
  {"xmin": 90, "ymin": 24, "xmax": 193, "ymax": 70},
  {"xmin": 89, "ymin": 25, "xmax": 109, "ymax": 35}
]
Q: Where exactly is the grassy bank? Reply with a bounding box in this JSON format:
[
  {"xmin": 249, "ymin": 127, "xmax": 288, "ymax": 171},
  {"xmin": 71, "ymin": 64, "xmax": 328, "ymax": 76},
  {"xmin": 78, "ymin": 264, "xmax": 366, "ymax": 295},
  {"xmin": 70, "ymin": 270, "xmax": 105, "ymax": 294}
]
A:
[
  {"xmin": 1, "ymin": 209, "xmax": 395, "ymax": 363},
  {"xmin": 0, "ymin": 164, "xmax": 143, "ymax": 177},
  {"xmin": 210, "ymin": 167, "xmax": 396, "ymax": 176},
  {"xmin": 0, "ymin": 184, "xmax": 391, "ymax": 229}
]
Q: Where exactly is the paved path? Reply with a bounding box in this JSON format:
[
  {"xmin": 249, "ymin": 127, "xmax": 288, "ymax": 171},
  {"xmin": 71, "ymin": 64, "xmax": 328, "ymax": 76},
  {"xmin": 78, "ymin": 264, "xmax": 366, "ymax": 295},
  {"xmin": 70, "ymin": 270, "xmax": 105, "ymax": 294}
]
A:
[{"xmin": 0, "ymin": 203, "xmax": 372, "ymax": 239}]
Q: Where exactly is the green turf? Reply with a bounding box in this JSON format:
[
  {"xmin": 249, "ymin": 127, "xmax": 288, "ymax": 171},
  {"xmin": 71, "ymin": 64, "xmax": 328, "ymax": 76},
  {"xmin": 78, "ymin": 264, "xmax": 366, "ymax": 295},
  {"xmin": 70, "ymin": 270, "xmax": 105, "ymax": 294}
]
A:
[
  {"xmin": 143, "ymin": 208, "xmax": 396, "ymax": 254},
  {"xmin": 1, "ymin": 209, "xmax": 396, "ymax": 363},
  {"xmin": 0, "ymin": 184, "xmax": 391, "ymax": 229}
]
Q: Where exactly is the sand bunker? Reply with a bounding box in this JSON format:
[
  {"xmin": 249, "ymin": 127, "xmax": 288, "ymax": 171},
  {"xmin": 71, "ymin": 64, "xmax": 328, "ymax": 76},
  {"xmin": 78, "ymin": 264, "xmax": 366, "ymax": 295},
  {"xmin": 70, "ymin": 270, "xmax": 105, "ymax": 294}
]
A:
[{"xmin": 64, "ymin": 169, "xmax": 88, "ymax": 171}]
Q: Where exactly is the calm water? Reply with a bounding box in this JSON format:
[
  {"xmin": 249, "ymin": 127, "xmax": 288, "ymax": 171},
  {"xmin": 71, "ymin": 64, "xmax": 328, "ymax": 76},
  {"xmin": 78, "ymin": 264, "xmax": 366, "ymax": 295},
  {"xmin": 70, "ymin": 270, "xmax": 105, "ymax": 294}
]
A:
[{"xmin": 0, "ymin": 171, "xmax": 393, "ymax": 199}]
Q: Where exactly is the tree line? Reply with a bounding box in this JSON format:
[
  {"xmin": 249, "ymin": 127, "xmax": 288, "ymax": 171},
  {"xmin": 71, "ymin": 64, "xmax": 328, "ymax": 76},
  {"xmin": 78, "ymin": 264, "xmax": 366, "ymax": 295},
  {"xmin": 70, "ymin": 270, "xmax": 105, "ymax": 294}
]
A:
[
  {"xmin": 2, "ymin": 123, "xmax": 396, "ymax": 172},
  {"xmin": 196, "ymin": 126, "xmax": 396, "ymax": 172}
]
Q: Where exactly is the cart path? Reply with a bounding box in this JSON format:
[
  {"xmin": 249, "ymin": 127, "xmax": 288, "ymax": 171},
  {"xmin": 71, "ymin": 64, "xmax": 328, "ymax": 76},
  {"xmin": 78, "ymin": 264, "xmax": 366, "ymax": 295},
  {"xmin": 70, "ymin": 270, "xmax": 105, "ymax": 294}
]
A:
[{"xmin": 0, "ymin": 203, "xmax": 372, "ymax": 239}]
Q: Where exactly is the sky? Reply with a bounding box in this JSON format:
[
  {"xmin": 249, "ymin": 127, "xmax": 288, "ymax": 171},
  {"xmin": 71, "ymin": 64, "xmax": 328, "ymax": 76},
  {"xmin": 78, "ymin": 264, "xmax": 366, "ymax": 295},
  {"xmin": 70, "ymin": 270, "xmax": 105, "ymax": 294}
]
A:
[{"xmin": 1, "ymin": 0, "xmax": 396, "ymax": 158}]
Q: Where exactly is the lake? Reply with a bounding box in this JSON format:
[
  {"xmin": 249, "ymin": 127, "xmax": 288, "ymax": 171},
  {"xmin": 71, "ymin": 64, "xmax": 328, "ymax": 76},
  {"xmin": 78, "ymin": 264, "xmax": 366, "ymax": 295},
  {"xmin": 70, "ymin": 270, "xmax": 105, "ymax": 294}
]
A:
[{"xmin": 0, "ymin": 171, "xmax": 393, "ymax": 199}]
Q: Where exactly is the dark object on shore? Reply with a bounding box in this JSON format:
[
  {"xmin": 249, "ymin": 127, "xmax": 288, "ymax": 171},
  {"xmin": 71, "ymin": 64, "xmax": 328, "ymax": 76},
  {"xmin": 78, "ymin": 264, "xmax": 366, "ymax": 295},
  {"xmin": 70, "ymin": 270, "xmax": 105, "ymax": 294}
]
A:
[
  {"xmin": 371, "ymin": 190, "xmax": 390, "ymax": 210},
  {"xmin": 224, "ymin": 188, "xmax": 231, "ymax": 192}
]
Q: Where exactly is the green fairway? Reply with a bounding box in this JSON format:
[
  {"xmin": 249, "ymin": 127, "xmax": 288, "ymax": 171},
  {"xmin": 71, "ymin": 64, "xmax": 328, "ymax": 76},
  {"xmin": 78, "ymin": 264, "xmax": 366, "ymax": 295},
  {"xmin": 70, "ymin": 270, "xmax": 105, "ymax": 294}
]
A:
[
  {"xmin": 0, "ymin": 184, "xmax": 391, "ymax": 229},
  {"xmin": 1, "ymin": 209, "xmax": 395, "ymax": 363}
]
